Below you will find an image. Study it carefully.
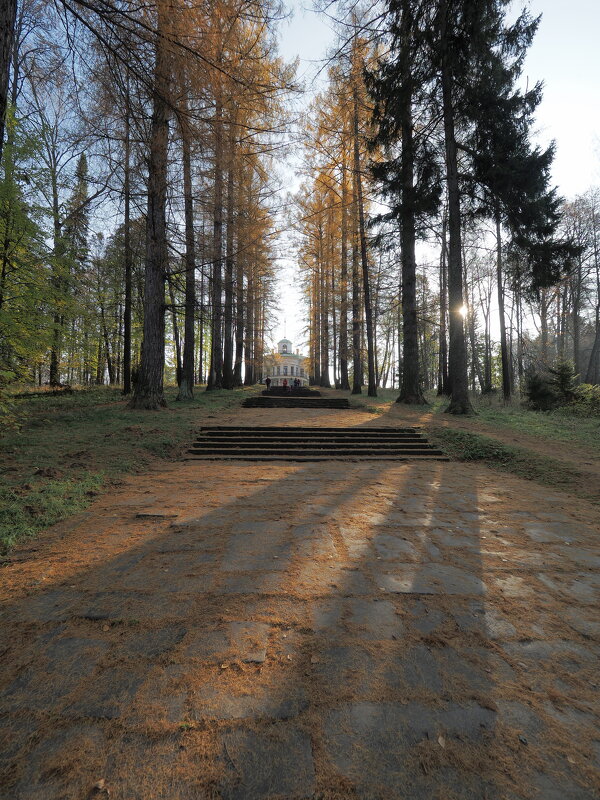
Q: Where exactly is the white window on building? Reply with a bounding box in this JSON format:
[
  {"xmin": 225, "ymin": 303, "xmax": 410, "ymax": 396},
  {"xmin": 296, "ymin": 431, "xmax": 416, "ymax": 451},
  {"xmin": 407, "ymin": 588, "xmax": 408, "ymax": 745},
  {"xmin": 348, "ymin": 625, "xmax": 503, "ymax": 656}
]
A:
[
  {"xmin": 283, "ymin": 366, "xmax": 288, "ymax": 375},
  {"xmin": 282, "ymin": 344, "xmax": 287, "ymax": 352},
  {"xmin": 300, "ymin": 368, "xmax": 304, "ymax": 377},
  {"xmin": 291, "ymin": 366, "xmax": 295, "ymax": 376},
  {"xmin": 277, "ymin": 366, "xmax": 280, "ymax": 376}
]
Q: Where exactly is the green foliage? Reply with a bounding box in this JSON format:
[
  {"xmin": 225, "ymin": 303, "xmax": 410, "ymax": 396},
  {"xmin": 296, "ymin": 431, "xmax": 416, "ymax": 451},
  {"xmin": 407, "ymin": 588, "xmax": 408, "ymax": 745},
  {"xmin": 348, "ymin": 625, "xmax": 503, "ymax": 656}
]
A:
[
  {"xmin": 568, "ymin": 384, "xmax": 600, "ymax": 418},
  {"xmin": 524, "ymin": 360, "xmax": 578, "ymax": 410},
  {"xmin": 0, "ymin": 108, "xmax": 52, "ymax": 377},
  {"xmin": 523, "ymin": 370, "xmax": 558, "ymax": 411},
  {"xmin": 0, "ymin": 369, "xmax": 19, "ymax": 430},
  {"xmin": 547, "ymin": 360, "xmax": 578, "ymax": 400}
]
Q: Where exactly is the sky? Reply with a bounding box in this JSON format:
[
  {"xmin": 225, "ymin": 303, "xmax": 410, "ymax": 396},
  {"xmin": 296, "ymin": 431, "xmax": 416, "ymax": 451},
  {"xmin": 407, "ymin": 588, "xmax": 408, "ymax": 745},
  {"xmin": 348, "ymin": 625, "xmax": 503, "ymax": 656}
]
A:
[{"xmin": 271, "ymin": 0, "xmax": 600, "ymax": 351}]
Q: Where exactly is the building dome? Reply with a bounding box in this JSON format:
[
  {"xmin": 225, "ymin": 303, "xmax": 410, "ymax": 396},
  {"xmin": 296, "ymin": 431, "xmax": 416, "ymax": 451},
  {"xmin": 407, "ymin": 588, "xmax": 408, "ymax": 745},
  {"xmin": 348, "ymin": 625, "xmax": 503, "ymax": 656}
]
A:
[{"xmin": 277, "ymin": 338, "xmax": 293, "ymax": 354}]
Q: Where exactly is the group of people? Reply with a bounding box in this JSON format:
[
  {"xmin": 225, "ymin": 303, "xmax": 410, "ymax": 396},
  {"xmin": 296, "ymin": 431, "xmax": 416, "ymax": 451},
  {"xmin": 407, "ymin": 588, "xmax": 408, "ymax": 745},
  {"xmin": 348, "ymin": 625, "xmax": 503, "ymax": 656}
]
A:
[{"xmin": 264, "ymin": 377, "xmax": 301, "ymax": 391}]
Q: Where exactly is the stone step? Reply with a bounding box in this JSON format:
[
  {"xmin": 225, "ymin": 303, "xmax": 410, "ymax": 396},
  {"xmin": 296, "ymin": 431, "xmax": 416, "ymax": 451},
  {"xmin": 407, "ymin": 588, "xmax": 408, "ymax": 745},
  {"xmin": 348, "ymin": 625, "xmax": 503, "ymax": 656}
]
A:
[
  {"xmin": 199, "ymin": 426, "xmax": 421, "ymax": 433},
  {"xmin": 189, "ymin": 426, "xmax": 447, "ymax": 462},
  {"xmin": 188, "ymin": 447, "xmax": 446, "ymax": 457},
  {"xmin": 186, "ymin": 454, "xmax": 449, "ymax": 462},
  {"xmin": 242, "ymin": 397, "xmax": 350, "ymax": 408},
  {"xmin": 193, "ymin": 437, "xmax": 432, "ymax": 450},
  {"xmin": 194, "ymin": 435, "xmax": 426, "ymax": 443}
]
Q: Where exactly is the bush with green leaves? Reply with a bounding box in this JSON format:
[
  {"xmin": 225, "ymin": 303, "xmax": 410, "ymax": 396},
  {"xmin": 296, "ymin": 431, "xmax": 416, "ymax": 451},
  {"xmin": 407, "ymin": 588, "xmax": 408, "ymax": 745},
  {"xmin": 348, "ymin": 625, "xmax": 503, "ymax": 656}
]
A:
[
  {"xmin": 569, "ymin": 384, "xmax": 600, "ymax": 417},
  {"xmin": 524, "ymin": 361, "xmax": 579, "ymax": 411}
]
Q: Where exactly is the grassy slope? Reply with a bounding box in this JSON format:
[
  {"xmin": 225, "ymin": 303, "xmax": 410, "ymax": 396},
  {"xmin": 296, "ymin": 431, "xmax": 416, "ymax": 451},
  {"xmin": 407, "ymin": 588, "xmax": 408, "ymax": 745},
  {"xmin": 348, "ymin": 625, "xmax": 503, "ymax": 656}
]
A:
[
  {"xmin": 420, "ymin": 394, "xmax": 600, "ymax": 502},
  {"xmin": 0, "ymin": 385, "xmax": 254, "ymax": 552}
]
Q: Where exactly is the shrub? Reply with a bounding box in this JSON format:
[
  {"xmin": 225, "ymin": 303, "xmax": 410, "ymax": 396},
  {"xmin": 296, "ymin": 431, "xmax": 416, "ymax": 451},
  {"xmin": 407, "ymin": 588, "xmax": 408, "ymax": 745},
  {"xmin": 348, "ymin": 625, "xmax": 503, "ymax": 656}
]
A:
[
  {"xmin": 524, "ymin": 361, "xmax": 578, "ymax": 411},
  {"xmin": 569, "ymin": 383, "xmax": 600, "ymax": 417},
  {"xmin": 523, "ymin": 371, "xmax": 558, "ymax": 411}
]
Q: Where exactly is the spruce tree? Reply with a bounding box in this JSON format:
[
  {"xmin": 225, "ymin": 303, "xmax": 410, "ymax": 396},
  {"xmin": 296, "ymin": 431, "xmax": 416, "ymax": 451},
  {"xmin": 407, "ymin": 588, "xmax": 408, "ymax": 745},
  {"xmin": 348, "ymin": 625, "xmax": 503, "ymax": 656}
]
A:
[{"xmin": 368, "ymin": 0, "xmax": 441, "ymax": 405}]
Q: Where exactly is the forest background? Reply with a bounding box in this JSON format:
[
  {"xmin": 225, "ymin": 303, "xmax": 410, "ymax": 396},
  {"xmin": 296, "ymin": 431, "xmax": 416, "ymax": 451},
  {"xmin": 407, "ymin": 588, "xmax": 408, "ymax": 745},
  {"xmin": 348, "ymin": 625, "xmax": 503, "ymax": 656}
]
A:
[{"xmin": 0, "ymin": 0, "xmax": 599, "ymax": 412}]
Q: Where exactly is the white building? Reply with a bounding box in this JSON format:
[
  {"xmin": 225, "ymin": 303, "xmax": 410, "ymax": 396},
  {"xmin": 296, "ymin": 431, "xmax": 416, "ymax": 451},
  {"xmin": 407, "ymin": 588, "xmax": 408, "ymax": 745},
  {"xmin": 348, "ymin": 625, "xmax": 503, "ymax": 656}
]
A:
[{"xmin": 264, "ymin": 339, "xmax": 309, "ymax": 387}]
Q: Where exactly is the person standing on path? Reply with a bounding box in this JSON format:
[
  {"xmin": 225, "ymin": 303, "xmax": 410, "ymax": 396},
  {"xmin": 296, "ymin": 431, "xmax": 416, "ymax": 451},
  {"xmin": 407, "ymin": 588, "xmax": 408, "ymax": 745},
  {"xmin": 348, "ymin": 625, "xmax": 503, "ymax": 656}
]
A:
[{"xmin": 265, "ymin": 376, "xmax": 271, "ymax": 391}]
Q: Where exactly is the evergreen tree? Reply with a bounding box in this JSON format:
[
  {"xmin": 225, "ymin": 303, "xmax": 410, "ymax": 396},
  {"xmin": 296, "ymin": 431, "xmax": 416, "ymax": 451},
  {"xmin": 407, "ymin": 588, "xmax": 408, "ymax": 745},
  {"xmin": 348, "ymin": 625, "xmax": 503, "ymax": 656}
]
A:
[{"xmin": 368, "ymin": 0, "xmax": 441, "ymax": 404}]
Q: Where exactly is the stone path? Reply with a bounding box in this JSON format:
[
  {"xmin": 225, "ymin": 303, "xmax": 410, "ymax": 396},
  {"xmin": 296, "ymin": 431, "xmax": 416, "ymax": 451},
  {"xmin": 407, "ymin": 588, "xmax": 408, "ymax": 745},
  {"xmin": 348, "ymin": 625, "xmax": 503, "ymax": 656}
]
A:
[{"xmin": 0, "ymin": 410, "xmax": 599, "ymax": 799}]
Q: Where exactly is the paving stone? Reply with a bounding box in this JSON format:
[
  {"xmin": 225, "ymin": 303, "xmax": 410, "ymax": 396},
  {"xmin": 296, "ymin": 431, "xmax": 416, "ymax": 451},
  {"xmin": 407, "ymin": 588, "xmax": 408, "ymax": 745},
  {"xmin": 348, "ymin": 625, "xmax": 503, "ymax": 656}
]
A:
[
  {"xmin": 222, "ymin": 534, "xmax": 291, "ymax": 571},
  {"xmin": 314, "ymin": 646, "xmax": 376, "ymax": 694},
  {"xmin": 388, "ymin": 644, "xmax": 442, "ymax": 692},
  {"xmin": 126, "ymin": 665, "xmax": 187, "ymax": 724},
  {"xmin": 120, "ymin": 553, "xmax": 217, "ymax": 592},
  {"xmin": 220, "ymin": 573, "xmax": 283, "ymax": 594},
  {"xmin": 542, "ymin": 701, "xmax": 597, "ymax": 730},
  {"xmin": 494, "ymin": 575, "xmax": 534, "ymax": 598},
  {"xmin": 455, "ymin": 602, "xmax": 517, "ymax": 639},
  {"xmin": 500, "ymin": 640, "xmax": 595, "ymax": 675},
  {"xmin": 220, "ymin": 727, "xmax": 316, "ymax": 800},
  {"xmin": 8, "ymin": 589, "xmax": 80, "ymax": 623},
  {"xmin": 185, "ymin": 628, "xmax": 230, "ymax": 660},
  {"xmin": 294, "ymin": 530, "xmax": 337, "ymax": 558},
  {"xmin": 437, "ymin": 645, "xmax": 515, "ymax": 690},
  {"xmin": 322, "ymin": 702, "xmax": 495, "ymax": 798},
  {"xmin": 193, "ymin": 682, "xmax": 308, "ymax": 721},
  {"xmin": 556, "ymin": 546, "xmax": 600, "ymax": 569},
  {"xmin": 562, "ymin": 608, "xmax": 600, "ymax": 638},
  {"xmin": 3, "ymin": 636, "xmax": 109, "ymax": 712},
  {"xmin": 75, "ymin": 591, "xmax": 194, "ymax": 621},
  {"xmin": 378, "ymin": 564, "xmax": 486, "ymax": 596},
  {"xmin": 103, "ymin": 732, "xmax": 197, "ymax": 800},
  {"xmin": 373, "ymin": 534, "xmax": 419, "ymax": 561},
  {"xmin": 120, "ymin": 625, "xmax": 187, "ymax": 658},
  {"xmin": 230, "ymin": 622, "xmax": 270, "ymax": 663},
  {"xmin": 537, "ymin": 573, "xmax": 599, "ymax": 604},
  {"xmin": 410, "ymin": 600, "xmax": 446, "ymax": 634},
  {"xmin": 312, "ymin": 599, "xmax": 343, "ymax": 631},
  {"xmin": 496, "ymin": 699, "xmax": 544, "ymax": 744},
  {"xmin": 10, "ymin": 723, "xmax": 106, "ymax": 800},
  {"xmin": 108, "ymin": 551, "xmax": 147, "ymax": 574},
  {"xmin": 0, "ymin": 715, "xmax": 36, "ymax": 765},
  {"xmin": 531, "ymin": 772, "xmax": 596, "ymax": 800},
  {"xmin": 186, "ymin": 622, "xmax": 270, "ymax": 663},
  {"xmin": 346, "ymin": 598, "xmax": 403, "ymax": 639},
  {"xmin": 523, "ymin": 523, "xmax": 577, "ymax": 544},
  {"xmin": 430, "ymin": 529, "xmax": 478, "ymax": 549},
  {"xmin": 64, "ymin": 667, "xmax": 144, "ymax": 719}
]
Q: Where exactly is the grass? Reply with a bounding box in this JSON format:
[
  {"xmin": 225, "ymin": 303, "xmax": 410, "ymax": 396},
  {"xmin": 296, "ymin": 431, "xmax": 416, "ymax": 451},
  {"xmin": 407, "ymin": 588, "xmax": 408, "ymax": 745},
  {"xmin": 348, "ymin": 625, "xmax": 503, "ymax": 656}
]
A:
[
  {"xmin": 473, "ymin": 401, "xmax": 600, "ymax": 451},
  {"xmin": 0, "ymin": 384, "xmax": 256, "ymax": 553},
  {"xmin": 429, "ymin": 426, "xmax": 599, "ymax": 503}
]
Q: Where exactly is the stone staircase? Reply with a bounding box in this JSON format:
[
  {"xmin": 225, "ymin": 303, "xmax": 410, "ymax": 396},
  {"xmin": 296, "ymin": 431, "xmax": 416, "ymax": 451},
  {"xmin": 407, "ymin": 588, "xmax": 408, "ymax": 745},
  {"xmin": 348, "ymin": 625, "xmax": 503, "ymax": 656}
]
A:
[
  {"xmin": 242, "ymin": 396, "xmax": 350, "ymax": 409},
  {"xmin": 187, "ymin": 426, "xmax": 448, "ymax": 461}
]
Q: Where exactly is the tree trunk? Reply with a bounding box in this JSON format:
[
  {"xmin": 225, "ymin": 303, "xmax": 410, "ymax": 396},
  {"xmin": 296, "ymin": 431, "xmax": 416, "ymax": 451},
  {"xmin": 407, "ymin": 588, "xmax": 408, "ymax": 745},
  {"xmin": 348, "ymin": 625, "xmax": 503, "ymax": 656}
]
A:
[
  {"xmin": 339, "ymin": 152, "xmax": 350, "ymax": 390},
  {"xmin": 122, "ymin": 90, "xmax": 133, "ymax": 395},
  {"xmin": 129, "ymin": 7, "xmax": 169, "ymax": 409},
  {"xmin": 233, "ymin": 170, "xmax": 245, "ymax": 386},
  {"xmin": 437, "ymin": 211, "xmax": 449, "ymax": 394},
  {"xmin": 439, "ymin": 0, "xmax": 473, "ymax": 414},
  {"xmin": 351, "ymin": 209, "xmax": 362, "ymax": 394},
  {"xmin": 0, "ymin": 0, "xmax": 17, "ymax": 160},
  {"xmin": 397, "ymin": 3, "xmax": 424, "ymax": 404},
  {"xmin": 176, "ymin": 103, "xmax": 196, "ymax": 400},
  {"xmin": 496, "ymin": 215, "xmax": 511, "ymax": 400},
  {"xmin": 222, "ymin": 119, "xmax": 235, "ymax": 389},
  {"xmin": 207, "ymin": 99, "xmax": 224, "ymax": 391},
  {"xmin": 167, "ymin": 274, "xmax": 182, "ymax": 383},
  {"xmin": 353, "ymin": 84, "xmax": 376, "ymax": 397}
]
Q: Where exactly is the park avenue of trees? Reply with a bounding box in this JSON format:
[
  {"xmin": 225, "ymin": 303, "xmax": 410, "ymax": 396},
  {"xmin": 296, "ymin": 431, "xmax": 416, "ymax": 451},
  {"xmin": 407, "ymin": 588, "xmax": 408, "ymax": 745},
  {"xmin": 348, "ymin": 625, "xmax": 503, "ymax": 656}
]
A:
[{"xmin": 1, "ymin": 0, "xmax": 599, "ymax": 415}]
